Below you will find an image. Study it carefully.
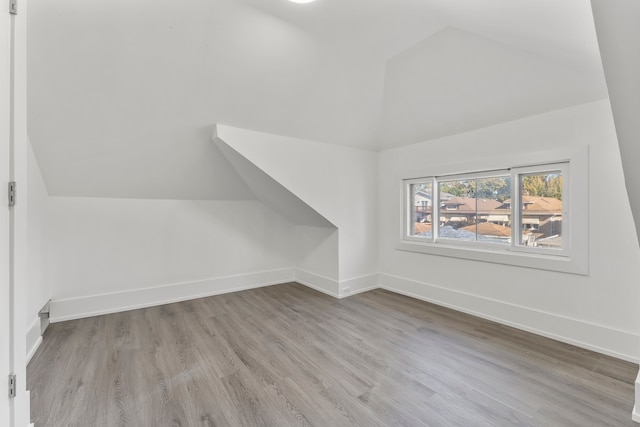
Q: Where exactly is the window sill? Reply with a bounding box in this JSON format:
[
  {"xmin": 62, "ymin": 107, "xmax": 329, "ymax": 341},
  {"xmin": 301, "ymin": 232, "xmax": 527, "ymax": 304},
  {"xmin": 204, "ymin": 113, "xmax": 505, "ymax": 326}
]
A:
[{"xmin": 396, "ymin": 240, "xmax": 588, "ymax": 275}]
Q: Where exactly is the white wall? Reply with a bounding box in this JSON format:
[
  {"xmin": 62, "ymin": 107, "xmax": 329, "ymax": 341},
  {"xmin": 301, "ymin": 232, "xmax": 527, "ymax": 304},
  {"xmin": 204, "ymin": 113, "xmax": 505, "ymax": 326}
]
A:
[
  {"xmin": 216, "ymin": 125, "xmax": 379, "ymax": 294},
  {"xmin": 48, "ymin": 198, "xmax": 297, "ymax": 321},
  {"xmin": 216, "ymin": 139, "xmax": 334, "ymax": 228},
  {"xmin": 591, "ymin": 0, "xmax": 640, "ymax": 247},
  {"xmin": 26, "ymin": 139, "xmax": 50, "ymax": 360},
  {"xmin": 294, "ymin": 225, "xmax": 340, "ymax": 295},
  {"xmin": 378, "ymin": 100, "xmax": 640, "ymax": 362},
  {"xmin": 216, "ymin": 136, "xmax": 341, "ymax": 295}
]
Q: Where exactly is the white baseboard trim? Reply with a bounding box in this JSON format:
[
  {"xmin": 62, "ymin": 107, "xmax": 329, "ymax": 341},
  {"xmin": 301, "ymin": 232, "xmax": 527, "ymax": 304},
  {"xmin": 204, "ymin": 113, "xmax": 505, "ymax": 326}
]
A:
[
  {"xmin": 50, "ymin": 268, "xmax": 295, "ymax": 323},
  {"xmin": 26, "ymin": 390, "xmax": 31, "ymax": 423},
  {"xmin": 633, "ymin": 405, "xmax": 639, "ymax": 423},
  {"xmin": 295, "ymin": 269, "xmax": 340, "ymax": 298},
  {"xmin": 294, "ymin": 270, "xmax": 380, "ymax": 298},
  {"xmin": 379, "ymin": 273, "xmax": 640, "ymax": 364},
  {"xmin": 26, "ymin": 389, "xmax": 32, "ymax": 427},
  {"xmin": 26, "ymin": 316, "xmax": 42, "ymax": 363},
  {"xmin": 46, "ymin": 268, "xmax": 639, "ymax": 366},
  {"xmin": 338, "ymin": 273, "xmax": 380, "ymax": 298}
]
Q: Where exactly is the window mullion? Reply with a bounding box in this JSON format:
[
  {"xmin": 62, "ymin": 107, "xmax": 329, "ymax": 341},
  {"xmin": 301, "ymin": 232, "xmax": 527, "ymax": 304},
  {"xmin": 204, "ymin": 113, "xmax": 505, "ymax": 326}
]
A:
[
  {"xmin": 433, "ymin": 177, "xmax": 439, "ymax": 242},
  {"xmin": 405, "ymin": 181, "xmax": 412, "ymax": 238},
  {"xmin": 474, "ymin": 178, "xmax": 478, "ymax": 241},
  {"xmin": 510, "ymin": 169, "xmax": 518, "ymax": 249}
]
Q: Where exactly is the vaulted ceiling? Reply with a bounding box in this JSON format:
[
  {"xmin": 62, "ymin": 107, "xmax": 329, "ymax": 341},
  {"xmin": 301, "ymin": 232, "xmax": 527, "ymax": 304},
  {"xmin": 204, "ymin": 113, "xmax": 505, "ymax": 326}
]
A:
[{"xmin": 27, "ymin": 0, "xmax": 607, "ymax": 198}]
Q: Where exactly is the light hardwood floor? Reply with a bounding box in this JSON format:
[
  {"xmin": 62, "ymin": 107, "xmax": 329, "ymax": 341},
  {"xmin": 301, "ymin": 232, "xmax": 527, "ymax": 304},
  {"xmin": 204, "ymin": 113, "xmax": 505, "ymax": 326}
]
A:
[{"xmin": 28, "ymin": 283, "xmax": 638, "ymax": 426}]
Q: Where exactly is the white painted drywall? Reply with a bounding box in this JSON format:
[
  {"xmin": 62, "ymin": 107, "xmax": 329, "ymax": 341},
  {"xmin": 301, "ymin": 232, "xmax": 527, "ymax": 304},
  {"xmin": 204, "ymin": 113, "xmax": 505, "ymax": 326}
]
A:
[
  {"xmin": 31, "ymin": 125, "xmax": 257, "ymax": 200},
  {"xmin": 28, "ymin": 0, "xmax": 604, "ymax": 158},
  {"xmin": 216, "ymin": 136, "xmax": 340, "ymax": 295},
  {"xmin": 591, "ymin": 0, "xmax": 640, "ymax": 251},
  {"xmin": 378, "ymin": 100, "xmax": 640, "ymax": 362},
  {"xmin": 216, "ymin": 125, "xmax": 379, "ymax": 284},
  {"xmin": 295, "ymin": 226, "xmax": 339, "ymax": 281},
  {"xmin": 294, "ymin": 225, "xmax": 339, "ymax": 295},
  {"xmin": 378, "ymin": 27, "xmax": 607, "ymax": 148},
  {"xmin": 47, "ymin": 198, "xmax": 296, "ymax": 302},
  {"xmin": 216, "ymin": 139, "xmax": 334, "ymax": 228},
  {"xmin": 26, "ymin": 139, "xmax": 50, "ymax": 356}
]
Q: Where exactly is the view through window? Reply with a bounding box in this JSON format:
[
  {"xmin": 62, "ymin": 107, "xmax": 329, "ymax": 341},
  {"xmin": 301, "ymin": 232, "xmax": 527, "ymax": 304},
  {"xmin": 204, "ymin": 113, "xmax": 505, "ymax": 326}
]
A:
[
  {"xmin": 406, "ymin": 164, "xmax": 566, "ymax": 254},
  {"xmin": 518, "ymin": 171, "xmax": 563, "ymax": 249}
]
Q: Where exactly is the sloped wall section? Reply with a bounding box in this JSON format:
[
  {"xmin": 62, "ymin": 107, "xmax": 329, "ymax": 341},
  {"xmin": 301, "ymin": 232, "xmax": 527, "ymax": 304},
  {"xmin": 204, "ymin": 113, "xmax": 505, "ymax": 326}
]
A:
[
  {"xmin": 591, "ymin": 0, "xmax": 640, "ymax": 420},
  {"xmin": 215, "ymin": 137, "xmax": 340, "ymax": 295},
  {"xmin": 215, "ymin": 125, "xmax": 379, "ymax": 296}
]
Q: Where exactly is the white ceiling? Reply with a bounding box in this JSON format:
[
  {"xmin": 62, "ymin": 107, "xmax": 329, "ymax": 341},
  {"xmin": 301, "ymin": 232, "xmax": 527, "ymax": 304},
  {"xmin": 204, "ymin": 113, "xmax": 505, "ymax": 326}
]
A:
[{"xmin": 27, "ymin": 0, "xmax": 607, "ymax": 198}]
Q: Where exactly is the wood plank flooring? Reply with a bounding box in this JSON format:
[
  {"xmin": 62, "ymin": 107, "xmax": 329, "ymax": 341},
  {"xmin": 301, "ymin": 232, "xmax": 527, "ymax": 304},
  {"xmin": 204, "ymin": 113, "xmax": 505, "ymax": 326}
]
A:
[{"xmin": 28, "ymin": 283, "xmax": 638, "ymax": 426}]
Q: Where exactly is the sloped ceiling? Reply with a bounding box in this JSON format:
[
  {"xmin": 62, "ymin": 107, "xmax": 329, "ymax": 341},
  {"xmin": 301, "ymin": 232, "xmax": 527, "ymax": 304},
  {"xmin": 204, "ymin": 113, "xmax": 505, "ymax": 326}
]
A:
[
  {"xmin": 378, "ymin": 27, "xmax": 607, "ymax": 147},
  {"xmin": 27, "ymin": 0, "xmax": 606, "ymax": 198}
]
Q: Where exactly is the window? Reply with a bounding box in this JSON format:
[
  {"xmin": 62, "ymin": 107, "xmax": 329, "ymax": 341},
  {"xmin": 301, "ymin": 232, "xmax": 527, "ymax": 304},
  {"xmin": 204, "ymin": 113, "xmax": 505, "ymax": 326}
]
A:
[
  {"xmin": 437, "ymin": 174, "xmax": 511, "ymax": 245},
  {"xmin": 400, "ymin": 156, "xmax": 586, "ymax": 275},
  {"xmin": 516, "ymin": 166, "xmax": 566, "ymax": 253},
  {"xmin": 410, "ymin": 181, "xmax": 433, "ymax": 238}
]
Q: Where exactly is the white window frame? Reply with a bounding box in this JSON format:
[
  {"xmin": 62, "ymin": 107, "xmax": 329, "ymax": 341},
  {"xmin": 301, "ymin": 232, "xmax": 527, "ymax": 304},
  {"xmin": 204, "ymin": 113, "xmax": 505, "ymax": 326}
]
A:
[
  {"xmin": 511, "ymin": 163, "xmax": 569, "ymax": 257},
  {"xmin": 398, "ymin": 147, "xmax": 588, "ymax": 275},
  {"xmin": 405, "ymin": 177, "xmax": 435, "ymax": 242}
]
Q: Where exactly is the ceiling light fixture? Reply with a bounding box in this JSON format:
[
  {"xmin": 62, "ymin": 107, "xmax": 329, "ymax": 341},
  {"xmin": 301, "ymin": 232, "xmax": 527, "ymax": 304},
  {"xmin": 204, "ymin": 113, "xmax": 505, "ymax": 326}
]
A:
[{"xmin": 288, "ymin": 0, "xmax": 316, "ymax": 3}]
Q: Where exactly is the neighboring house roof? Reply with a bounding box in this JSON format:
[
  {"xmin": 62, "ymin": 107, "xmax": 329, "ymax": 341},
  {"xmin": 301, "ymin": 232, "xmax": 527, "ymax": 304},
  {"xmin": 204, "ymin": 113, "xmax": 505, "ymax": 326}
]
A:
[
  {"xmin": 461, "ymin": 222, "xmax": 511, "ymax": 237},
  {"xmin": 414, "ymin": 223, "xmax": 432, "ymax": 234},
  {"xmin": 441, "ymin": 197, "xmax": 503, "ymax": 212},
  {"xmin": 501, "ymin": 196, "xmax": 562, "ymax": 212}
]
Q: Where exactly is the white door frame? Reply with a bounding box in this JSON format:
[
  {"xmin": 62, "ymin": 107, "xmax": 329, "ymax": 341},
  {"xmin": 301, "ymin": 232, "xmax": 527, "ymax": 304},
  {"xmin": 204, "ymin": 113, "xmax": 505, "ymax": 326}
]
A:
[
  {"xmin": 1, "ymin": 3, "xmax": 14, "ymax": 425},
  {"xmin": 3, "ymin": 0, "xmax": 29, "ymax": 426}
]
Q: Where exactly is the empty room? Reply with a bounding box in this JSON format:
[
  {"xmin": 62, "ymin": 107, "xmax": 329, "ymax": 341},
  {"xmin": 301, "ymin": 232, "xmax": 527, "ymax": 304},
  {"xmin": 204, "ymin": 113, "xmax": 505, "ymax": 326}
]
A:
[{"xmin": 2, "ymin": 0, "xmax": 640, "ymax": 426}]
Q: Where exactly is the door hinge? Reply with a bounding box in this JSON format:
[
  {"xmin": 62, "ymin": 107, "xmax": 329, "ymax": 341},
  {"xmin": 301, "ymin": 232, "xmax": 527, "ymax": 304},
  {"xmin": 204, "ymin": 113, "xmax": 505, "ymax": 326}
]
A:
[
  {"xmin": 9, "ymin": 0, "xmax": 17, "ymax": 15},
  {"xmin": 8, "ymin": 374, "xmax": 16, "ymax": 398},
  {"xmin": 8, "ymin": 181, "xmax": 16, "ymax": 207}
]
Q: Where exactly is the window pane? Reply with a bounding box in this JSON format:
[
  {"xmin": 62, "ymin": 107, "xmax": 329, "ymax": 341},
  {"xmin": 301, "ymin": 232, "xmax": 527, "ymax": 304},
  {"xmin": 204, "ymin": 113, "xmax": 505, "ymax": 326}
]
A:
[
  {"xmin": 438, "ymin": 179, "xmax": 476, "ymax": 241},
  {"xmin": 519, "ymin": 172, "xmax": 563, "ymax": 249},
  {"xmin": 475, "ymin": 176, "xmax": 511, "ymax": 245},
  {"xmin": 437, "ymin": 176, "xmax": 511, "ymax": 244},
  {"xmin": 411, "ymin": 182, "xmax": 432, "ymax": 238}
]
